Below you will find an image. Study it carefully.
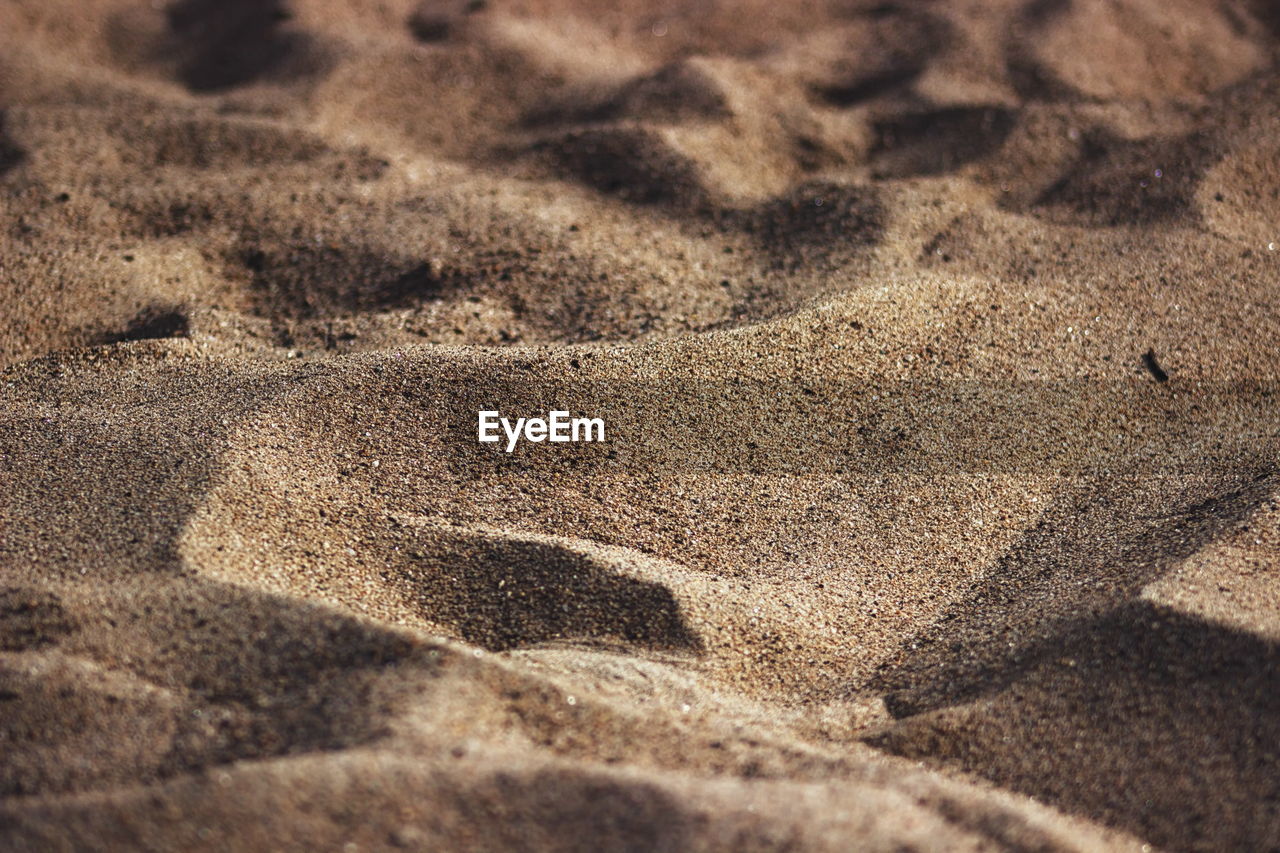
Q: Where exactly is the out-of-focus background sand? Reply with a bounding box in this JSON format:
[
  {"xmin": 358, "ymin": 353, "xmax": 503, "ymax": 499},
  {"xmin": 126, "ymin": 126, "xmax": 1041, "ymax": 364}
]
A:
[{"xmin": 2, "ymin": 1, "xmax": 1279, "ymax": 849}]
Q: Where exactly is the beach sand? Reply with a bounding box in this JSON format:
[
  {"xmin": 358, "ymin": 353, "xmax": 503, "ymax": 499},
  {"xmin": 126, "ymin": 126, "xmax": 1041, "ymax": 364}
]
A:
[{"xmin": 2, "ymin": 1, "xmax": 1279, "ymax": 850}]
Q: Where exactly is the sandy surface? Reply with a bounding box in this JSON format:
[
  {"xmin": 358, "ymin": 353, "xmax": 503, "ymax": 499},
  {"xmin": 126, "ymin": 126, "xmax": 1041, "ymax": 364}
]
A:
[{"xmin": 2, "ymin": 1, "xmax": 1280, "ymax": 850}]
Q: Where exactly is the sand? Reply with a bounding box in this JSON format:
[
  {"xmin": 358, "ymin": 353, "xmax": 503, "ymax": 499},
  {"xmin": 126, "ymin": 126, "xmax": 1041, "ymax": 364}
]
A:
[{"xmin": 2, "ymin": 1, "xmax": 1279, "ymax": 850}]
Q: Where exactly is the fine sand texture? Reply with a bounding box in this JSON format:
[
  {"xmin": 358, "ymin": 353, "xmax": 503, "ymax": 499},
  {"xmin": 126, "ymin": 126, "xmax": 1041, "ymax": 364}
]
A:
[{"xmin": 3, "ymin": 1, "xmax": 1280, "ymax": 850}]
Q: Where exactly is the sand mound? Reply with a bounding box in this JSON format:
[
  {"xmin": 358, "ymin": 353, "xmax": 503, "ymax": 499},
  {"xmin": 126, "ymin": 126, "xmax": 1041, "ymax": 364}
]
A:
[{"xmin": 3, "ymin": 1, "xmax": 1280, "ymax": 850}]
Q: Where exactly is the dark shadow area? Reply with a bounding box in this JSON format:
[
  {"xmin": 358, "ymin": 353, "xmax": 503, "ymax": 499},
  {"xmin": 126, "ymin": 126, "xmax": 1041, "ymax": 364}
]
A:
[
  {"xmin": 0, "ymin": 575, "xmax": 432, "ymax": 798},
  {"xmin": 870, "ymin": 601, "xmax": 1280, "ymax": 850},
  {"xmin": 1252, "ymin": 0, "xmax": 1280, "ymax": 38},
  {"xmin": 394, "ymin": 526, "xmax": 703, "ymax": 653},
  {"xmin": 864, "ymin": 461, "xmax": 1279, "ymax": 850},
  {"xmin": 151, "ymin": 578, "xmax": 427, "ymax": 774},
  {"xmin": 539, "ymin": 127, "xmax": 709, "ymax": 207},
  {"xmin": 0, "ymin": 355, "xmax": 278, "ymax": 583},
  {"xmin": 872, "ymin": 467, "xmax": 1277, "ymax": 717},
  {"xmin": 99, "ymin": 308, "xmax": 190, "ymax": 344},
  {"xmin": 0, "ymin": 113, "xmax": 26, "ymax": 176},
  {"xmin": 165, "ymin": 0, "xmax": 328, "ymax": 92},
  {"xmin": 1023, "ymin": 129, "xmax": 1217, "ymax": 226},
  {"xmin": 719, "ymin": 181, "xmax": 884, "ymax": 273},
  {"xmin": 407, "ymin": 0, "xmax": 488, "ymax": 43},
  {"xmin": 870, "ymin": 107, "xmax": 1016, "ymax": 178},
  {"xmin": 236, "ymin": 241, "xmax": 452, "ymax": 318},
  {"xmin": 816, "ymin": 66, "xmax": 922, "ymax": 107}
]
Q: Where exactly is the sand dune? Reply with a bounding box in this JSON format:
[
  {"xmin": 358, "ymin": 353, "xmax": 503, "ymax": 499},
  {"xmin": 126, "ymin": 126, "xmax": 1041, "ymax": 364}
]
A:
[{"xmin": 2, "ymin": 1, "xmax": 1280, "ymax": 850}]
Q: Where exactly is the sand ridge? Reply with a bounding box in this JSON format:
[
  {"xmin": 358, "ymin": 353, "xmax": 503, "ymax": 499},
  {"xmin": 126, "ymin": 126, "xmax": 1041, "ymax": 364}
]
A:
[{"xmin": 2, "ymin": 1, "xmax": 1280, "ymax": 850}]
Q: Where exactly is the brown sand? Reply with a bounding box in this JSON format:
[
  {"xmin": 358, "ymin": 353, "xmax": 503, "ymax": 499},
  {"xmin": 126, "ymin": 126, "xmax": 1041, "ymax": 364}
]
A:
[{"xmin": 3, "ymin": 1, "xmax": 1280, "ymax": 850}]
